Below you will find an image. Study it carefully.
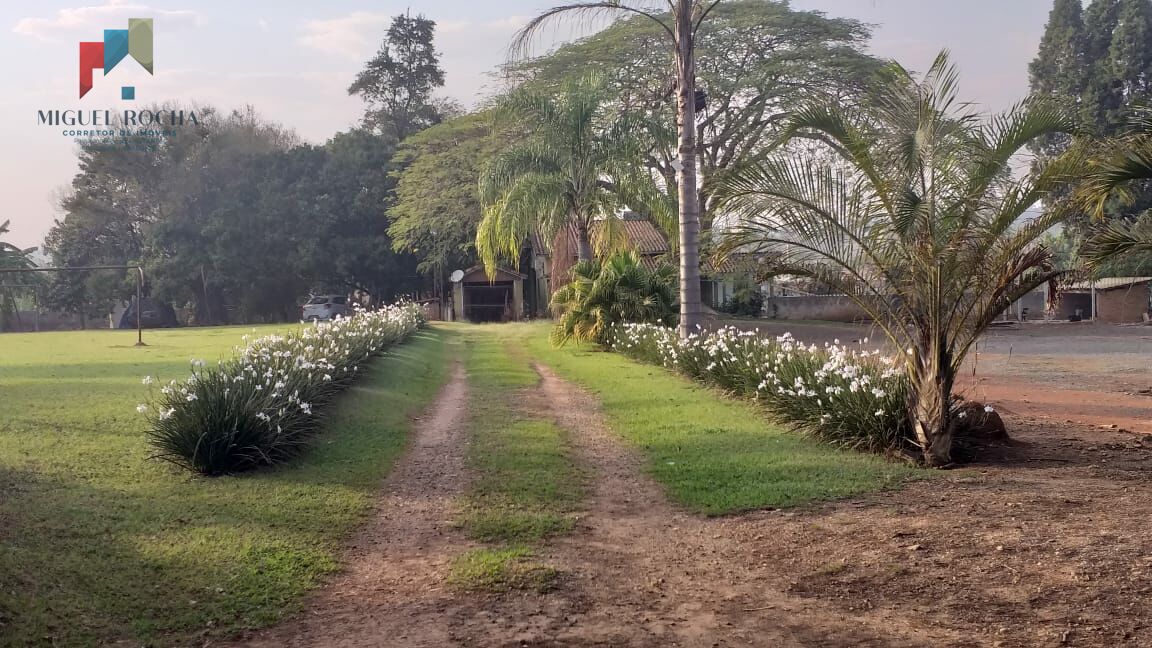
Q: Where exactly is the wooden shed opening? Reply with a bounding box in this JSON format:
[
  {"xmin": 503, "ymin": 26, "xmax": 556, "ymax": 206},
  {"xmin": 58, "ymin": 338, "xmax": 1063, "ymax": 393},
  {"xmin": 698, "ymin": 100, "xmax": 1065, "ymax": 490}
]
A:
[
  {"xmin": 464, "ymin": 281, "xmax": 513, "ymax": 322},
  {"xmin": 452, "ymin": 266, "xmax": 525, "ymax": 323}
]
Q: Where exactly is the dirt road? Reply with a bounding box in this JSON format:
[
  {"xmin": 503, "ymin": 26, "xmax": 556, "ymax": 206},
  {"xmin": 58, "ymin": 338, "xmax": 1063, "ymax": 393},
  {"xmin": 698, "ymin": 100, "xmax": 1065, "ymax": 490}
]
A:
[{"xmin": 229, "ymin": 337, "xmax": 1152, "ymax": 647}]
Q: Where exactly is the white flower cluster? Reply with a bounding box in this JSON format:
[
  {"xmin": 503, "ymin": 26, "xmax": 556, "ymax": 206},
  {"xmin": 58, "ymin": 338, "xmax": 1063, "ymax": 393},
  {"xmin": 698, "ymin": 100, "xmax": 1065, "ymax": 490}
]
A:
[
  {"xmin": 140, "ymin": 303, "xmax": 423, "ymax": 436},
  {"xmin": 613, "ymin": 323, "xmax": 911, "ymax": 451}
]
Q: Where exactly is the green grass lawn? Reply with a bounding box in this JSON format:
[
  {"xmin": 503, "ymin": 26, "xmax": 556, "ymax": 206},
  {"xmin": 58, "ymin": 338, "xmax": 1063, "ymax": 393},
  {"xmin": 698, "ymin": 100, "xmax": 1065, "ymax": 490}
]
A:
[
  {"xmin": 517, "ymin": 323, "xmax": 921, "ymax": 515},
  {"xmin": 0, "ymin": 325, "xmax": 448, "ymax": 646}
]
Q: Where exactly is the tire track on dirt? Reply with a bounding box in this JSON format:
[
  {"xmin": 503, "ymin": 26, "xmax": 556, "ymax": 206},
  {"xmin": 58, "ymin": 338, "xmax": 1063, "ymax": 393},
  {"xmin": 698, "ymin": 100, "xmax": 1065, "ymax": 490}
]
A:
[
  {"xmin": 232, "ymin": 360, "xmax": 476, "ymax": 648},
  {"xmin": 511, "ymin": 363, "xmax": 956, "ymax": 648}
]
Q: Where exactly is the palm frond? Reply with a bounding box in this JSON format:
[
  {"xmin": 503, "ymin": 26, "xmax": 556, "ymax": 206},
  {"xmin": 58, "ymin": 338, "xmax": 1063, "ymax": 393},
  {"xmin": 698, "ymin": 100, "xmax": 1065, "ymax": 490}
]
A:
[{"xmin": 510, "ymin": 2, "xmax": 674, "ymax": 61}]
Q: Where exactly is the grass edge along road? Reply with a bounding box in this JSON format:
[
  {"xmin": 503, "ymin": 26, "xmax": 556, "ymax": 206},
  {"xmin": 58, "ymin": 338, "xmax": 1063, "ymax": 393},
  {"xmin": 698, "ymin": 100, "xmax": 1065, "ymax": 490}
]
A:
[
  {"xmin": 449, "ymin": 325, "xmax": 582, "ymax": 592},
  {"xmin": 519, "ymin": 323, "xmax": 921, "ymax": 515},
  {"xmin": 0, "ymin": 326, "xmax": 449, "ymax": 647}
]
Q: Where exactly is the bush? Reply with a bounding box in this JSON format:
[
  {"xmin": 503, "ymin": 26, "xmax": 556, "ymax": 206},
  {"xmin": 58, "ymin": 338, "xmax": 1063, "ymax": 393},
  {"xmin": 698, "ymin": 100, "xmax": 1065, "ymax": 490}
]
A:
[
  {"xmin": 613, "ymin": 323, "xmax": 912, "ymax": 454},
  {"xmin": 140, "ymin": 303, "xmax": 424, "ymax": 475},
  {"xmin": 719, "ymin": 288, "xmax": 764, "ymax": 317},
  {"xmin": 550, "ymin": 251, "xmax": 676, "ymax": 346}
]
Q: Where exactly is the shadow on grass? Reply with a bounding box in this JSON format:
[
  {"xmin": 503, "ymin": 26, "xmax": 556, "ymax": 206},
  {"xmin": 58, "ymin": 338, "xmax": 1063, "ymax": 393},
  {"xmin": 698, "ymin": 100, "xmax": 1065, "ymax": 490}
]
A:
[{"xmin": 0, "ymin": 328, "xmax": 451, "ymax": 647}]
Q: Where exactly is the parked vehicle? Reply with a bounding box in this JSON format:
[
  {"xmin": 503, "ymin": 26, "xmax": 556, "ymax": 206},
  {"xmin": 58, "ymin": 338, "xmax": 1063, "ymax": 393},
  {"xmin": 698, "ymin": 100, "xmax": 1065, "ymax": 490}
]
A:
[
  {"xmin": 301, "ymin": 295, "xmax": 349, "ymax": 321},
  {"xmin": 118, "ymin": 297, "xmax": 179, "ymax": 329}
]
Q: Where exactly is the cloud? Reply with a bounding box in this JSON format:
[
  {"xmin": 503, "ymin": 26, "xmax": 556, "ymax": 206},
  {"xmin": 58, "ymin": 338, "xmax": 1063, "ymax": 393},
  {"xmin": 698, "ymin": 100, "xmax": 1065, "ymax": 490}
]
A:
[
  {"xmin": 13, "ymin": 0, "xmax": 203, "ymax": 42},
  {"xmin": 299, "ymin": 12, "xmax": 390, "ymax": 60},
  {"xmin": 299, "ymin": 13, "xmax": 530, "ymax": 62}
]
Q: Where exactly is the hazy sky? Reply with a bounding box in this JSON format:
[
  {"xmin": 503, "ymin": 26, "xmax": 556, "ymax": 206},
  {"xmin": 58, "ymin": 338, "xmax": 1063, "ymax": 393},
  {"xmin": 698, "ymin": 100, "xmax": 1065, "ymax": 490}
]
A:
[{"xmin": 2, "ymin": 0, "xmax": 1056, "ymax": 249}]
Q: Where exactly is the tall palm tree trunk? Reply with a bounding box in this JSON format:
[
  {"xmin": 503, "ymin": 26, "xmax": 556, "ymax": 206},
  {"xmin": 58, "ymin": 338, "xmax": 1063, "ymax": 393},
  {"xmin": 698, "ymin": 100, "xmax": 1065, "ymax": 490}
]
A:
[
  {"xmin": 575, "ymin": 220, "xmax": 594, "ymax": 263},
  {"xmin": 675, "ymin": 0, "xmax": 703, "ymax": 337}
]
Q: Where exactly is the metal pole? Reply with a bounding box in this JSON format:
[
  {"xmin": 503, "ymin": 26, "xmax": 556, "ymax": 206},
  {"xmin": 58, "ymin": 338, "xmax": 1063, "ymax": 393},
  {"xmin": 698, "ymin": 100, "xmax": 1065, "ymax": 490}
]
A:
[
  {"xmin": 136, "ymin": 266, "xmax": 145, "ymax": 346},
  {"xmin": 1091, "ymin": 281, "xmax": 1097, "ymax": 322}
]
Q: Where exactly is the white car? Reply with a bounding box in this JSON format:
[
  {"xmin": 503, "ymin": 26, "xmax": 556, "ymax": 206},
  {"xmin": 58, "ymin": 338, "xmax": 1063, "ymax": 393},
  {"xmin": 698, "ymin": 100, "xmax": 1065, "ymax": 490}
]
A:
[{"xmin": 301, "ymin": 295, "xmax": 350, "ymax": 322}]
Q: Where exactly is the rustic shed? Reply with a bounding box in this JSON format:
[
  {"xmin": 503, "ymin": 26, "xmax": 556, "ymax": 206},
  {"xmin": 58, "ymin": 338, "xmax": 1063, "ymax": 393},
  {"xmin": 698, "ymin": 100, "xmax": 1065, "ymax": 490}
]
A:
[
  {"xmin": 1058, "ymin": 277, "xmax": 1152, "ymax": 323},
  {"xmin": 451, "ymin": 266, "xmax": 525, "ymax": 323}
]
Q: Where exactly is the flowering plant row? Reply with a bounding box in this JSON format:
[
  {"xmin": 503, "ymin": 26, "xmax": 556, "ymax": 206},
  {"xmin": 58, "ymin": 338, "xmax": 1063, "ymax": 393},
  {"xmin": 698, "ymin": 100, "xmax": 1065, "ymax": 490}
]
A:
[
  {"xmin": 142, "ymin": 303, "xmax": 424, "ymax": 475},
  {"xmin": 612, "ymin": 323, "xmax": 914, "ymax": 453}
]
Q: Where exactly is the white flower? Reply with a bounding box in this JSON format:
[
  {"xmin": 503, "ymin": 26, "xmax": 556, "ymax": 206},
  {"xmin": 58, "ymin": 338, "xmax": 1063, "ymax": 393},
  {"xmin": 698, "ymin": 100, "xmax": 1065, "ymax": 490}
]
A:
[
  {"xmin": 142, "ymin": 375, "xmax": 154, "ymax": 386},
  {"xmin": 984, "ymin": 405, "xmax": 995, "ymax": 413},
  {"xmin": 185, "ymin": 393, "xmax": 198, "ymax": 402},
  {"xmin": 323, "ymin": 374, "xmax": 332, "ymax": 381},
  {"xmin": 958, "ymin": 411, "xmax": 967, "ymax": 419},
  {"xmin": 160, "ymin": 408, "xmax": 176, "ymax": 421},
  {"xmin": 256, "ymin": 412, "xmax": 271, "ymax": 422},
  {"xmin": 136, "ymin": 404, "xmax": 148, "ymax": 414},
  {"xmin": 875, "ymin": 410, "xmax": 884, "ymax": 417}
]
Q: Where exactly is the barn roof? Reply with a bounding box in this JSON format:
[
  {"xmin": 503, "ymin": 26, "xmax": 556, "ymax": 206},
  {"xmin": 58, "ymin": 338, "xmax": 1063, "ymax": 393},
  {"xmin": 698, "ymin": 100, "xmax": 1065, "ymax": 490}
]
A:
[{"xmin": 1064, "ymin": 276, "xmax": 1152, "ymax": 291}]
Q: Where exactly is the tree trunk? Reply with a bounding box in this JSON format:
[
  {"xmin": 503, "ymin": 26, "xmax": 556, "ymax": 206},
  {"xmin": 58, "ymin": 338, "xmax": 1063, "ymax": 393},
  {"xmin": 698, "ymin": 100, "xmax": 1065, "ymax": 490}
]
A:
[
  {"xmin": 674, "ymin": 0, "xmax": 703, "ymax": 338},
  {"xmin": 909, "ymin": 347, "xmax": 955, "ymax": 467},
  {"xmin": 575, "ymin": 223, "xmax": 594, "ymax": 263}
]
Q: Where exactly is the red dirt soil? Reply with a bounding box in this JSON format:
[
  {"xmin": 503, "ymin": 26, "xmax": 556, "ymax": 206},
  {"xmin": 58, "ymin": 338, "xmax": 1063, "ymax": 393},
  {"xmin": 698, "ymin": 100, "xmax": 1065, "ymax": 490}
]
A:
[{"xmin": 224, "ymin": 338, "xmax": 1152, "ymax": 647}]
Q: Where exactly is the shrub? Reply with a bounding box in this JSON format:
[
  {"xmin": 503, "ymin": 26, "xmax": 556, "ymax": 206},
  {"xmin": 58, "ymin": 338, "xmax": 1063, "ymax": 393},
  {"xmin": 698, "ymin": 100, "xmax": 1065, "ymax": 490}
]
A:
[
  {"xmin": 719, "ymin": 288, "xmax": 764, "ymax": 317},
  {"xmin": 550, "ymin": 251, "xmax": 676, "ymax": 347},
  {"xmin": 140, "ymin": 303, "xmax": 424, "ymax": 475},
  {"xmin": 613, "ymin": 323, "xmax": 913, "ymax": 454}
]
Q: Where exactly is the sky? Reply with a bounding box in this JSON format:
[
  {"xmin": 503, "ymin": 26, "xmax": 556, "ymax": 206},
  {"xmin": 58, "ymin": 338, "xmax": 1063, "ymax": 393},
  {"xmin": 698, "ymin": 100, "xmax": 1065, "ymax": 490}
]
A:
[{"xmin": 1, "ymin": 0, "xmax": 1057, "ymax": 249}]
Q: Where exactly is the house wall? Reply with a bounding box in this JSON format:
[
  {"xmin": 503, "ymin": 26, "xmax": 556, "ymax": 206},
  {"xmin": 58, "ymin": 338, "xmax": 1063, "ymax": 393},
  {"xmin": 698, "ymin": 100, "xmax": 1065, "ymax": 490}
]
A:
[
  {"xmin": 549, "ymin": 228, "xmax": 577, "ymax": 295},
  {"xmin": 1096, "ymin": 284, "xmax": 1151, "ymax": 323},
  {"xmin": 763, "ymin": 296, "xmax": 871, "ymax": 322}
]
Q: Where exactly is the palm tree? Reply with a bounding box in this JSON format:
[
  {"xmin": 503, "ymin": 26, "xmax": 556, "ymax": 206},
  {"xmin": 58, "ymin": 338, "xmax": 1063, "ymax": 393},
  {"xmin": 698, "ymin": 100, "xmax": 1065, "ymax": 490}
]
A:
[
  {"xmin": 512, "ymin": 0, "xmax": 720, "ymax": 336},
  {"xmin": 1078, "ymin": 114, "xmax": 1152, "ymax": 263},
  {"xmin": 550, "ymin": 250, "xmax": 677, "ymax": 346},
  {"xmin": 477, "ymin": 75, "xmax": 635, "ymax": 275},
  {"xmin": 716, "ymin": 52, "xmax": 1084, "ymax": 466}
]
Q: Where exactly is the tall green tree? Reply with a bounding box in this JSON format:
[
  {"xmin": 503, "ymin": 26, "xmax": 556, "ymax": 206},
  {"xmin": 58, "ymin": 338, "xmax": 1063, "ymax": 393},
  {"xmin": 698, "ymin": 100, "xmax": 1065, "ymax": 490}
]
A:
[
  {"xmin": 513, "ymin": 0, "xmax": 723, "ymax": 335},
  {"xmin": 477, "ymin": 76, "xmax": 635, "ymax": 272},
  {"xmin": 717, "ymin": 53, "xmax": 1084, "ymax": 466},
  {"xmin": 1111, "ymin": 0, "xmax": 1152, "ymax": 102},
  {"xmin": 1029, "ymin": 0, "xmax": 1087, "ymax": 159},
  {"xmin": 390, "ymin": 112, "xmax": 507, "ymax": 277},
  {"xmin": 1083, "ymin": 0, "xmax": 1124, "ymax": 134},
  {"xmin": 1033, "ymin": 0, "xmax": 1152, "ymax": 244},
  {"xmin": 349, "ymin": 13, "xmax": 446, "ymax": 143}
]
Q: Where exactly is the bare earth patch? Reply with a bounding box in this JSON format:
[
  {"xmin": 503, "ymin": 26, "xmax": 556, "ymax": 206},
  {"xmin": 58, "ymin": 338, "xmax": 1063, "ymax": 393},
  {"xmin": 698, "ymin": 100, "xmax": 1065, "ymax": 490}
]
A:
[{"xmin": 227, "ymin": 350, "xmax": 1152, "ymax": 647}]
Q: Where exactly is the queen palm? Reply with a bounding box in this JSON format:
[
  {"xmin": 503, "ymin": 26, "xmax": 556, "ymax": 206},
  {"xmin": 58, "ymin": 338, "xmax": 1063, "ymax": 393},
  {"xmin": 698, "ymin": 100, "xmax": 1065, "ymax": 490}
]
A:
[
  {"xmin": 716, "ymin": 52, "xmax": 1084, "ymax": 466},
  {"xmin": 512, "ymin": 0, "xmax": 719, "ymax": 336},
  {"xmin": 477, "ymin": 75, "xmax": 635, "ymax": 275}
]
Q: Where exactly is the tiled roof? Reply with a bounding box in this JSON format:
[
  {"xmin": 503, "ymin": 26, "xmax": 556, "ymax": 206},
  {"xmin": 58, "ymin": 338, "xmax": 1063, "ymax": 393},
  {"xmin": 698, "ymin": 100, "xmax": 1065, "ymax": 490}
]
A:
[
  {"xmin": 573, "ymin": 217, "xmax": 670, "ymax": 256},
  {"xmin": 1064, "ymin": 276, "xmax": 1152, "ymax": 291}
]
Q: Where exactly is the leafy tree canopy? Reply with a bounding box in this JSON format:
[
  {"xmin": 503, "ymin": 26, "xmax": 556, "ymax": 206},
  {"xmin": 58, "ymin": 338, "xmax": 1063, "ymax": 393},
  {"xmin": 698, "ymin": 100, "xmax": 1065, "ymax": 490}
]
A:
[
  {"xmin": 389, "ymin": 112, "xmax": 508, "ymax": 275},
  {"xmin": 506, "ymin": 0, "xmax": 880, "ymax": 223}
]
